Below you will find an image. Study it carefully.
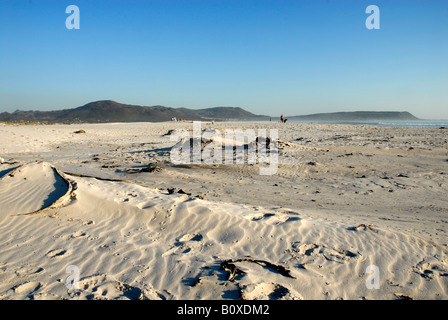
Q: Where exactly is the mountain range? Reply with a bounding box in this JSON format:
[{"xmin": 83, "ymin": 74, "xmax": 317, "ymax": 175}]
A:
[
  {"xmin": 0, "ymin": 100, "xmax": 266, "ymax": 123},
  {"xmin": 0, "ymin": 100, "xmax": 419, "ymax": 123}
]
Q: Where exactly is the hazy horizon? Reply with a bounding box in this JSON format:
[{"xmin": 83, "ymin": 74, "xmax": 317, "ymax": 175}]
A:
[{"xmin": 1, "ymin": 0, "xmax": 447, "ymax": 119}]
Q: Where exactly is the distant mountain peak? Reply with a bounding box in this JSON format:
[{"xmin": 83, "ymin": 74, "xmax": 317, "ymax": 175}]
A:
[{"xmin": 0, "ymin": 100, "xmax": 266, "ymax": 123}]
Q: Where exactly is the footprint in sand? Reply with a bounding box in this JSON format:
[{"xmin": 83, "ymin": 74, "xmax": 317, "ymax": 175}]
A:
[
  {"xmin": 244, "ymin": 212, "xmax": 274, "ymax": 221},
  {"xmin": 46, "ymin": 249, "xmax": 69, "ymax": 258},
  {"xmin": 348, "ymin": 224, "xmax": 378, "ymax": 233},
  {"xmin": 13, "ymin": 281, "xmax": 43, "ymax": 295},
  {"xmin": 413, "ymin": 256, "xmax": 448, "ymax": 279},
  {"xmin": 29, "ymin": 292, "xmax": 63, "ymax": 300},
  {"xmin": 75, "ymin": 274, "xmax": 165, "ymax": 300},
  {"xmin": 1, "ymin": 281, "xmax": 45, "ymax": 299},
  {"xmin": 15, "ymin": 266, "xmax": 45, "ymax": 278},
  {"xmin": 293, "ymin": 243, "xmax": 319, "ymax": 256},
  {"xmin": 286, "ymin": 242, "xmax": 361, "ymax": 264},
  {"xmin": 177, "ymin": 233, "xmax": 203, "ymax": 242},
  {"xmin": 240, "ymin": 282, "xmax": 302, "ymax": 300},
  {"xmin": 70, "ymin": 231, "xmax": 87, "ymax": 239},
  {"xmin": 162, "ymin": 233, "xmax": 204, "ymax": 257},
  {"xmin": 244, "ymin": 210, "xmax": 301, "ymax": 225}
]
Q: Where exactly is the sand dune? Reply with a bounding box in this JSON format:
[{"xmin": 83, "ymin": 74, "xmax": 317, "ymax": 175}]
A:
[
  {"xmin": 0, "ymin": 122, "xmax": 447, "ymax": 300},
  {"xmin": 0, "ymin": 162, "xmax": 72, "ymax": 216}
]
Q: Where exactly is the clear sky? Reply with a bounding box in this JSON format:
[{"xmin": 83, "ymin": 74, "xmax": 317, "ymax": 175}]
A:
[{"xmin": 0, "ymin": 0, "xmax": 447, "ymax": 119}]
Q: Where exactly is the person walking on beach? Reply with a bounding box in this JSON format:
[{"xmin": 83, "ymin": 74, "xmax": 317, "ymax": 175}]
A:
[{"xmin": 280, "ymin": 114, "xmax": 287, "ymax": 123}]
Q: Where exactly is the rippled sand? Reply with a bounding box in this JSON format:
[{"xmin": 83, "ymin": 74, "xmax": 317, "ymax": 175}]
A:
[{"xmin": 0, "ymin": 121, "xmax": 447, "ymax": 300}]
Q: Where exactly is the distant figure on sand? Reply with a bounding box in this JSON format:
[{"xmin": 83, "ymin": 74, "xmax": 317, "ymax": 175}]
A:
[{"xmin": 280, "ymin": 114, "xmax": 287, "ymax": 123}]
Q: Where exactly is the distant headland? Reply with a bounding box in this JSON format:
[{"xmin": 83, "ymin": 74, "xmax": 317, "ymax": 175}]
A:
[
  {"xmin": 0, "ymin": 100, "xmax": 420, "ymax": 123},
  {"xmin": 287, "ymin": 111, "xmax": 419, "ymax": 121}
]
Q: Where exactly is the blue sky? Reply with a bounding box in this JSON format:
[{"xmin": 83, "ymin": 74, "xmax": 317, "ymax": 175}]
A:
[{"xmin": 0, "ymin": 0, "xmax": 447, "ymax": 118}]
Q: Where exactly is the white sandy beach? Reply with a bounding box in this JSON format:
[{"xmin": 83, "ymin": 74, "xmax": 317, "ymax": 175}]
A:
[{"xmin": 0, "ymin": 121, "xmax": 447, "ymax": 300}]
